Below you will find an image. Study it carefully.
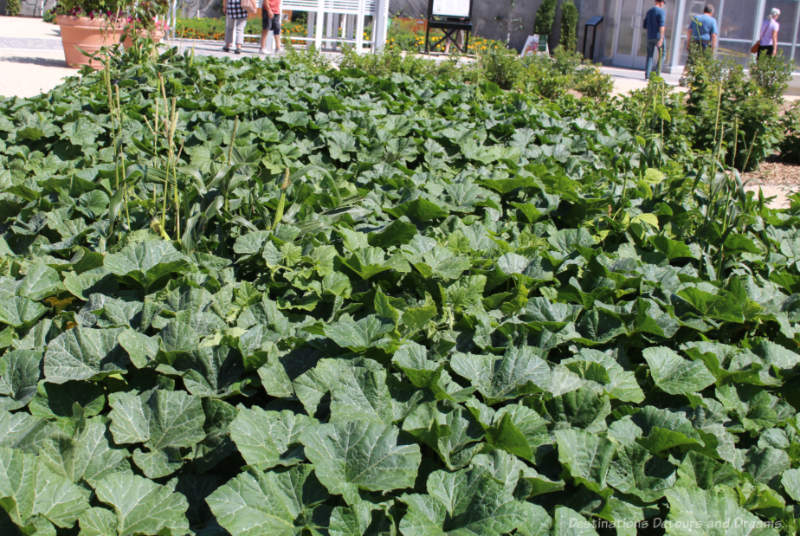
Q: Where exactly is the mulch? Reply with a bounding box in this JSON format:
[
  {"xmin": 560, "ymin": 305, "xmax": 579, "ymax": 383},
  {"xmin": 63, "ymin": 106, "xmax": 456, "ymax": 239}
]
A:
[{"xmin": 744, "ymin": 158, "xmax": 800, "ymax": 187}]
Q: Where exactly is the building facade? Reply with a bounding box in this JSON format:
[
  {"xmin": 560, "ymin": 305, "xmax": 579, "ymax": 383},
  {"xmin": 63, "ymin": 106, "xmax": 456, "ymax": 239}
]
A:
[
  {"xmin": 388, "ymin": 0, "xmax": 799, "ymax": 71},
  {"xmin": 588, "ymin": 0, "xmax": 799, "ymax": 73}
]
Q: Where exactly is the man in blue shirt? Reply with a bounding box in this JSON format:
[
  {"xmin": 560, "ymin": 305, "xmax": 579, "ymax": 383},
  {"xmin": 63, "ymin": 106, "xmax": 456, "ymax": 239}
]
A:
[
  {"xmin": 686, "ymin": 4, "xmax": 719, "ymax": 55},
  {"xmin": 643, "ymin": 0, "xmax": 667, "ymax": 79}
]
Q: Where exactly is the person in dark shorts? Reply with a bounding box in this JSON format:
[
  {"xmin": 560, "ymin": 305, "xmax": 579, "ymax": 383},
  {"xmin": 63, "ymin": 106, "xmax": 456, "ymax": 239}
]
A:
[
  {"xmin": 757, "ymin": 8, "xmax": 781, "ymax": 57},
  {"xmin": 260, "ymin": 0, "xmax": 281, "ymax": 54}
]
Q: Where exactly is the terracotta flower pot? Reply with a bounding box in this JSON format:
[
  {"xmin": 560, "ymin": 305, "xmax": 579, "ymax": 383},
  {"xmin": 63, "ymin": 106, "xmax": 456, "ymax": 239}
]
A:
[{"xmin": 57, "ymin": 15, "xmax": 125, "ymax": 69}]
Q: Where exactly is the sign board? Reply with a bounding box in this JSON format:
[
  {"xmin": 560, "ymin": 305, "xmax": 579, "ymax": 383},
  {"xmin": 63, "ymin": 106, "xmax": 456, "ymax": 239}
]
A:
[
  {"xmin": 521, "ymin": 35, "xmax": 548, "ymax": 56},
  {"xmin": 431, "ymin": 0, "xmax": 470, "ymax": 18}
]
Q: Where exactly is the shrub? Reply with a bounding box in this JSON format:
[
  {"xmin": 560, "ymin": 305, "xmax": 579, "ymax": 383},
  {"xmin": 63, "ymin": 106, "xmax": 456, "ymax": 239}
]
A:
[
  {"xmin": 559, "ymin": 0, "xmax": 578, "ymax": 52},
  {"xmin": 6, "ymin": 0, "xmax": 20, "ymax": 16},
  {"xmin": 512, "ymin": 47, "xmax": 612, "ymax": 100},
  {"xmin": 750, "ymin": 52, "xmax": 793, "ymax": 100},
  {"xmin": 338, "ymin": 45, "xmax": 461, "ymax": 79},
  {"xmin": 533, "ymin": 0, "xmax": 557, "ymax": 37},
  {"xmin": 477, "ymin": 46, "xmax": 521, "ymax": 90},
  {"xmin": 686, "ymin": 52, "xmax": 788, "ymax": 171},
  {"xmin": 574, "ymin": 65, "xmax": 614, "ymax": 98},
  {"xmin": 781, "ymin": 102, "xmax": 800, "ymax": 164}
]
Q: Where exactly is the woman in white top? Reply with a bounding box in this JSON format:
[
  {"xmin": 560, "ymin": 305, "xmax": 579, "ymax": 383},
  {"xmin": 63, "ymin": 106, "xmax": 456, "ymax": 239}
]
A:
[{"xmin": 757, "ymin": 8, "xmax": 781, "ymax": 57}]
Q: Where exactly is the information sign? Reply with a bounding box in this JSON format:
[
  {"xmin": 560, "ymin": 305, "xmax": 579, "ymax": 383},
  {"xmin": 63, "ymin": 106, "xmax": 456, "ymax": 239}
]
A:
[{"xmin": 431, "ymin": 0, "xmax": 470, "ymax": 18}]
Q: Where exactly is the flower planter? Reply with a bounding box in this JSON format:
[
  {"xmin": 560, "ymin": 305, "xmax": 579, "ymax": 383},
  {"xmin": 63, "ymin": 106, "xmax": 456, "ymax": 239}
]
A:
[{"xmin": 57, "ymin": 15, "xmax": 125, "ymax": 69}]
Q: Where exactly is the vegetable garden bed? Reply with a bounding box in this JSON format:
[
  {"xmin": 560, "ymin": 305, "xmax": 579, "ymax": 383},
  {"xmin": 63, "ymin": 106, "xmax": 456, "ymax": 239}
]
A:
[{"xmin": 0, "ymin": 48, "xmax": 799, "ymax": 535}]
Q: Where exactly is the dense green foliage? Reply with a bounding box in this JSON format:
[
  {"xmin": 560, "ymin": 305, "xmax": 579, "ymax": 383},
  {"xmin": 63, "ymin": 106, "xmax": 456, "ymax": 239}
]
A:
[
  {"xmin": 0, "ymin": 47, "xmax": 800, "ymax": 535},
  {"xmin": 5, "ymin": 0, "xmax": 20, "ymax": 16},
  {"xmin": 533, "ymin": 0, "xmax": 557, "ymax": 36},
  {"xmin": 558, "ymin": 0, "xmax": 578, "ymax": 52},
  {"xmin": 780, "ymin": 101, "xmax": 800, "ymax": 164},
  {"xmin": 334, "ymin": 45, "xmax": 613, "ymax": 101},
  {"xmin": 684, "ymin": 52, "xmax": 791, "ymax": 171}
]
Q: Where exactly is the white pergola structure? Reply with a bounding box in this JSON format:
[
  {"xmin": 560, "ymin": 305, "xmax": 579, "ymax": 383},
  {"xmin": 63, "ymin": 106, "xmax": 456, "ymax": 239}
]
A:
[
  {"xmin": 167, "ymin": 0, "xmax": 390, "ymax": 52},
  {"xmin": 284, "ymin": 0, "xmax": 390, "ymax": 52}
]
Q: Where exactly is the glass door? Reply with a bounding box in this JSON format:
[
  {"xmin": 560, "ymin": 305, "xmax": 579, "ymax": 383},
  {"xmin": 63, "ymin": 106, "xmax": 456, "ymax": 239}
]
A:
[{"xmin": 611, "ymin": 0, "xmax": 648, "ymax": 68}]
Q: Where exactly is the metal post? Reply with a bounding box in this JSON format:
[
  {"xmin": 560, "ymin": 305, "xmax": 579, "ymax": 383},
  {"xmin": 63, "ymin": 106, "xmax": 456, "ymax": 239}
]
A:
[
  {"xmin": 373, "ymin": 0, "xmax": 388, "ymax": 52},
  {"xmin": 355, "ymin": 0, "xmax": 365, "ymax": 52},
  {"xmin": 791, "ymin": 0, "xmax": 800, "ymax": 63},
  {"xmin": 314, "ymin": 0, "xmax": 324, "ymax": 50},
  {"xmin": 669, "ymin": 0, "xmax": 687, "ymax": 73},
  {"xmin": 753, "ymin": 0, "xmax": 766, "ymax": 42}
]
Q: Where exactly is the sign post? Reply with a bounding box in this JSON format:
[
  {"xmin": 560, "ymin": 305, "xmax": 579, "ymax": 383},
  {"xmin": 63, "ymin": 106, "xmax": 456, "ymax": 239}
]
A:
[{"xmin": 424, "ymin": 0, "xmax": 473, "ymax": 54}]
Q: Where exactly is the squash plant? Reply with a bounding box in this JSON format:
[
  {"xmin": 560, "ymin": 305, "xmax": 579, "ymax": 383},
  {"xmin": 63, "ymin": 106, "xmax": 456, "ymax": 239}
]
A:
[{"xmin": 0, "ymin": 49, "xmax": 799, "ymax": 535}]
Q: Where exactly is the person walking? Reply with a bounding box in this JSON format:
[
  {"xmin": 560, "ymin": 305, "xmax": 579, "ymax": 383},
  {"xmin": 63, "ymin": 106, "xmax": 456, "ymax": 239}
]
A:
[
  {"xmin": 686, "ymin": 4, "xmax": 718, "ymax": 56},
  {"xmin": 223, "ymin": 0, "xmax": 249, "ymax": 54},
  {"xmin": 643, "ymin": 0, "xmax": 666, "ymax": 80},
  {"xmin": 259, "ymin": 0, "xmax": 282, "ymax": 54},
  {"xmin": 757, "ymin": 8, "xmax": 781, "ymax": 57}
]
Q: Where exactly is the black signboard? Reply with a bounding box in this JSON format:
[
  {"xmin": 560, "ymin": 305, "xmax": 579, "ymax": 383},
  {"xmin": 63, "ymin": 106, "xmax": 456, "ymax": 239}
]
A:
[{"xmin": 424, "ymin": 0, "xmax": 473, "ymax": 54}]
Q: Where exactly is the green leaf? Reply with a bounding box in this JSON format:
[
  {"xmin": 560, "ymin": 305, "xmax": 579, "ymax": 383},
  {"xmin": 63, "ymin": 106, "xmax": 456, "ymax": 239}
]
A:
[
  {"xmin": 0, "ymin": 446, "xmax": 90, "ymax": 531},
  {"xmin": 650, "ymin": 235, "xmax": 698, "ymax": 260},
  {"xmin": 329, "ymin": 501, "xmax": 380, "ymax": 536},
  {"xmin": 399, "ymin": 467, "xmax": 552, "ymax": 536},
  {"xmin": 323, "ymin": 315, "xmax": 393, "ymax": 352},
  {"xmin": 0, "ymin": 349, "xmax": 41, "ymax": 410},
  {"xmin": 108, "ymin": 389, "xmax": 205, "ymax": 452},
  {"xmin": 368, "ymin": 219, "xmax": 417, "ymax": 248},
  {"xmin": 0, "ymin": 294, "xmax": 48, "ymax": 328},
  {"xmin": 555, "ymin": 428, "xmax": 615, "ymax": 494},
  {"xmin": 553, "ymin": 507, "xmax": 598, "ymax": 536},
  {"xmin": 43, "ymin": 327, "xmax": 127, "ymax": 384},
  {"xmin": 392, "ymin": 342, "xmax": 442, "ymax": 388},
  {"xmin": 78, "ymin": 507, "xmax": 118, "ymax": 536},
  {"xmin": 487, "ymin": 404, "xmax": 549, "ymax": 462},
  {"xmin": 450, "ymin": 346, "xmax": 550, "ymax": 404},
  {"xmin": 230, "ymin": 407, "xmax": 316, "ymax": 470},
  {"xmin": 665, "ymin": 486, "xmax": 780, "ymax": 535},
  {"xmin": 781, "ymin": 468, "xmax": 800, "ymax": 502},
  {"xmin": 206, "ymin": 464, "xmax": 328, "ymax": 536},
  {"xmin": 16, "ymin": 263, "xmax": 62, "ymax": 301},
  {"xmin": 607, "ymin": 443, "xmax": 676, "ymax": 502},
  {"xmin": 387, "ymin": 198, "xmax": 448, "ymax": 223},
  {"xmin": 39, "ymin": 418, "xmax": 129, "ymax": 485},
  {"xmin": 104, "ymin": 240, "xmax": 190, "ymax": 289},
  {"xmin": 743, "ymin": 446, "xmax": 790, "ymax": 485},
  {"xmin": 563, "ymin": 348, "xmax": 644, "ymax": 403},
  {"xmin": 403, "ymin": 402, "xmax": 484, "ymax": 469},
  {"xmin": 677, "ymin": 287, "xmax": 746, "ymax": 323},
  {"xmin": 118, "ymin": 329, "xmax": 159, "ymax": 369},
  {"xmin": 294, "ymin": 358, "xmax": 395, "ymax": 423},
  {"xmin": 471, "ymin": 449, "xmax": 564, "ymax": 497},
  {"xmin": 633, "ymin": 406, "xmax": 704, "ymax": 453},
  {"xmin": 93, "ymin": 471, "xmax": 189, "ymax": 536},
  {"xmin": 131, "ymin": 448, "xmax": 183, "ymax": 479},
  {"xmin": 642, "ymin": 346, "xmax": 715, "ymax": 396},
  {"xmin": 300, "ymin": 421, "xmax": 421, "ymax": 504}
]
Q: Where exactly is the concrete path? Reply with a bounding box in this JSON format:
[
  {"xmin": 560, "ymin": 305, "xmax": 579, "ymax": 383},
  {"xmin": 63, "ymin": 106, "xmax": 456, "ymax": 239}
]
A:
[{"xmin": 0, "ymin": 16, "xmax": 76, "ymax": 98}]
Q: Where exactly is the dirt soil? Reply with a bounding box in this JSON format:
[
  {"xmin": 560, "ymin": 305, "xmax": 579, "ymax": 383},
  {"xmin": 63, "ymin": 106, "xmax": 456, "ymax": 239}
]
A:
[{"xmin": 742, "ymin": 158, "xmax": 800, "ymax": 209}]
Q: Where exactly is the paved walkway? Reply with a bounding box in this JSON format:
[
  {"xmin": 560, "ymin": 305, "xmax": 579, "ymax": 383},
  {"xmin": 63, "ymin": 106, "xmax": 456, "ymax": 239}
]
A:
[{"xmin": 0, "ymin": 17, "xmax": 75, "ymax": 98}]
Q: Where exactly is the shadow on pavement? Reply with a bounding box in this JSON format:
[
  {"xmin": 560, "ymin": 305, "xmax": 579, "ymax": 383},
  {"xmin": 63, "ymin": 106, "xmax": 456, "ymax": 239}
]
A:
[{"xmin": 2, "ymin": 55, "xmax": 70, "ymax": 68}]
